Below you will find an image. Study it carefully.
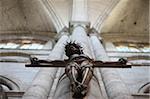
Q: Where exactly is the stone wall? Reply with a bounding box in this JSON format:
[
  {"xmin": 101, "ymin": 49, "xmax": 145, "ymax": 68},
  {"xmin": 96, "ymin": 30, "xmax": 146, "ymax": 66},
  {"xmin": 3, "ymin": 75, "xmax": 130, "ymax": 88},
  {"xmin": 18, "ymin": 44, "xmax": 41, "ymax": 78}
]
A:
[{"xmin": 0, "ymin": 62, "xmax": 40, "ymax": 91}]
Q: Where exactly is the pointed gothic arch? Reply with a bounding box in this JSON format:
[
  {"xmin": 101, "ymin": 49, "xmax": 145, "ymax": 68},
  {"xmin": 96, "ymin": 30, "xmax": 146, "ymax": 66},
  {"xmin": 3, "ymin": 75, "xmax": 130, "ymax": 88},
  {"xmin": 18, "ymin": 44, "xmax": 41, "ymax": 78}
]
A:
[
  {"xmin": 138, "ymin": 82, "xmax": 150, "ymax": 94},
  {"xmin": 0, "ymin": 76, "xmax": 20, "ymax": 91}
]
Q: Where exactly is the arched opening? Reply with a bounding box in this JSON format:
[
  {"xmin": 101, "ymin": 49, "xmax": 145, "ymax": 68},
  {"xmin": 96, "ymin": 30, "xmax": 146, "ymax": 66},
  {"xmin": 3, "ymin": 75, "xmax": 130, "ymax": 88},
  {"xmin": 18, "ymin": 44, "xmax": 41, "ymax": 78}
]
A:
[
  {"xmin": 0, "ymin": 76, "xmax": 20, "ymax": 91},
  {"xmin": 138, "ymin": 82, "xmax": 150, "ymax": 94},
  {"xmin": 0, "ymin": 76, "xmax": 21, "ymax": 99}
]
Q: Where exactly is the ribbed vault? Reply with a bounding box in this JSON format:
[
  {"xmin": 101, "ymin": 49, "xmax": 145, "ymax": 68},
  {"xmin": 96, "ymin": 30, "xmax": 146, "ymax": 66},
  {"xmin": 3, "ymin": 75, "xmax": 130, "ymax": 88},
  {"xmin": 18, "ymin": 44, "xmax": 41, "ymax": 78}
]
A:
[
  {"xmin": 0, "ymin": 0, "xmax": 59, "ymax": 45},
  {"xmin": 100, "ymin": 0, "xmax": 149, "ymax": 44},
  {"xmin": 0, "ymin": 0, "xmax": 57, "ymax": 32}
]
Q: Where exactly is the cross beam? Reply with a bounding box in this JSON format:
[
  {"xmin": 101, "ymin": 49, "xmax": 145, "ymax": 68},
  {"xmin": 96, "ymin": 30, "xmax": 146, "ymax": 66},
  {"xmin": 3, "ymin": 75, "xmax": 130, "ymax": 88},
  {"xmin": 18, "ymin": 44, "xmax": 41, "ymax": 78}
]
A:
[{"xmin": 25, "ymin": 57, "xmax": 131, "ymax": 68}]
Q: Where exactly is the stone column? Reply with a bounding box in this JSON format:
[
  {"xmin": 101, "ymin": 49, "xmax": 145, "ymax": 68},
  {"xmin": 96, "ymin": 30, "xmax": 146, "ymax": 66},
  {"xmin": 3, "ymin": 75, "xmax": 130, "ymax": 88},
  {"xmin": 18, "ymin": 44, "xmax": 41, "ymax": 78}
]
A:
[
  {"xmin": 54, "ymin": 0, "xmax": 103, "ymax": 98},
  {"xmin": 22, "ymin": 34, "xmax": 69, "ymax": 99},
  {"xmin": 90, "ymin": 33, "xmax": 133, "ymax": 99},
  {"xmin": 71, "ymin": 25, "xmax": 92, "ymax": 58},
  {"xmin": 53, "ymin": 0, "xmax": 104, "ymax": 98},
  {"xmin": 71, "ymin": 0, "xmax": 90, "ymax": 56},
  {"xmin": 54, "ymin": 24, "xmax": 94, "ymax": 99},
  {"xmin": 72, "ymin": 0, "xmax": 88, "ymax": 21},
  {"xmin": 54, "ymin": 25, "xmax": 102, "ymax": 99},
  {"xmin": 71, "ymin": 25, "xmax": 103, "ymax": 99}
]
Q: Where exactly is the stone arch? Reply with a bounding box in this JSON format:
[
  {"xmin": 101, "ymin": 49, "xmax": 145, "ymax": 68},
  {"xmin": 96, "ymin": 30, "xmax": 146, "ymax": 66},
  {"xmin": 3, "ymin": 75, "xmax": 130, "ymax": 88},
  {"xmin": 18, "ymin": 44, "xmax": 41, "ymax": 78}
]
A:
[
  {"xmin": 0, "ymin": 75, "xmax": 20, "ymax": 91},
  {"xmin": 138, "ymin": 82, "xmax": 150, "ymax": 94}
]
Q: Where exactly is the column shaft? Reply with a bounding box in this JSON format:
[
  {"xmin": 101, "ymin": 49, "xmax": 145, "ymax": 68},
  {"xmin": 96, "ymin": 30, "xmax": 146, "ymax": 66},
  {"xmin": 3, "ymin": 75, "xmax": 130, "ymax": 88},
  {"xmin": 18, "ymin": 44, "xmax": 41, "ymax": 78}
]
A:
[
  {"xmin": 54, "ymin": 26, "xmax": 93, "ymax": 99},
  {"xmin": 90, "ymin": 34, "xmax": 133, "ymax": 99},
  {"xmin": 71, "ymin": 26, "xmax": 92, "ymax": 58},
  {"xmin": 54, "ymin": 26, "xmax": 103, "ymax": 99},
  {"xmin": 22, "ymin": 35, "xmax": 69, "ymax": 99},
  {"xmin": 71, "ymin": 26, "xmax": 103, "ymax": 99},
  {"xmin": 52, "ymin": 0, "xmax": 89, "ymax": 98},
  {"xmin": 72, "ymin": 0, "xmax": 88, "ymax": 21}
]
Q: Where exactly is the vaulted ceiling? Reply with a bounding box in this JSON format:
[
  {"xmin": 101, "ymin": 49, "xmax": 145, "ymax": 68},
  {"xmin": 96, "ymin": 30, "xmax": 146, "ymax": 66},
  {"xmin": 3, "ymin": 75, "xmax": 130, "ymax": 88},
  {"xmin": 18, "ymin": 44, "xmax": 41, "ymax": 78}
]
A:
[
  {"xmin": 100, "ymin": 0, "xmax": 149, "ymax": 44},
  {"xmin": 0, "ymin": 0, "xmax": 56, "ymax": 32},
  {"xmin": 0, "ymin": 0, "xmax": 56, "ymax": 43},
  {"xmin": 0, "ymin": 0, "xmax": 149, "ymax": 45}
]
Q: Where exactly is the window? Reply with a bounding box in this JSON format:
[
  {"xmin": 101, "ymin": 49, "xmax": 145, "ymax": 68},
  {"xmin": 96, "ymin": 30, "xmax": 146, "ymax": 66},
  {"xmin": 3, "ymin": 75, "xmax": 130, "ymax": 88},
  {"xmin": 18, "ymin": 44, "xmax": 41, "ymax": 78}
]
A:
[
  {"xmin": 0, "ymin": 43, "xmax": 44, "ymax": 50},
  {"xmin": 140, "ymin": 47, "xmax": 150, "ymax": 52},
  {"xmin": 116, "ymin": 46, "xmax": 150, "ymax": 52}
]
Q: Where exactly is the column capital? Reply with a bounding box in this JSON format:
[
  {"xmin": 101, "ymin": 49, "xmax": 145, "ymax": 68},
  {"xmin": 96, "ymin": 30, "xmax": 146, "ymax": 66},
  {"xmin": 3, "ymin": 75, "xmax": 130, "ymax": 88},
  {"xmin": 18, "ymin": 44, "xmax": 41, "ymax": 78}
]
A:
[
  {"xmin": 69, "ymin": 21, "xmax": 90, "ymax": 34},
  {"xmin": 88, "ymin": 28, "xmax": 102, "ymax": 40},
  {"xmin": 54, "ymin": 27, "xmax": 69, "ymax": 41}
]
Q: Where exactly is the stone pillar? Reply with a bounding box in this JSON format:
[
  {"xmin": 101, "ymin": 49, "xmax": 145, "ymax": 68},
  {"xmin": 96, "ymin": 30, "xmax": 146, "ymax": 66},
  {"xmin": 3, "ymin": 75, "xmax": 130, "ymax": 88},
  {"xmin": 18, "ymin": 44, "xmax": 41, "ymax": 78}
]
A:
[
  {"xmin": 90, "ymin": 33, "xmax": 133, "ymax": 99},
  {"xmin": 72, "ymin": 0, "xmax": 88, "ymax": 21},
  {"xmin": 22, "ymin": 34, "xmax": 69, "ymax": 99},
  {"xmin": 71, "ymin": 25, "xmax": 92, "ymax": 58},
  {"xmin": 71, "ymin": 0, "xmax": 90, "ymax": 56},
  {"xmin": 54, "ymin": 24, "xmax": 104, "ymax": 99},
  {"xmin": 48, "ymin": 68, "xmax": 66, "ymax": 99},
  {"xmin": 54, "ymin": 0, "xmax": 103, "ymax": 98},
  {"xmin": 53, "ymin": 24, "xmax": 94, "ymax": 99},
  {"xmin": 71, "ymin": 25, "xmax": 103, "ymax": 99}
]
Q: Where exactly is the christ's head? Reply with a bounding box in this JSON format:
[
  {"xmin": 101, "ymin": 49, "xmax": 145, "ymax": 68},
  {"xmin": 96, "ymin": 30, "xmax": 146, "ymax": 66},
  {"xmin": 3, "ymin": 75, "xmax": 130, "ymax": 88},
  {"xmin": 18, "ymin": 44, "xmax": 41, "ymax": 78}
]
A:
[{"xmin": 65, "ymin": 42, "xmax": 83, "ymax": 57}]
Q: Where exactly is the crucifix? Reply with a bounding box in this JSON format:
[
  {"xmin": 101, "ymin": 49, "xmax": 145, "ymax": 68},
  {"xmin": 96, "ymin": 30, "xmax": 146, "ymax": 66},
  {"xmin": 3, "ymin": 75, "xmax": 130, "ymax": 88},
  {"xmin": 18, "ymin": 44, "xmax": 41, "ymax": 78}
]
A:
[{"xmin": 25, "ymin": 42, "xmax": 131, "ymax": 98}]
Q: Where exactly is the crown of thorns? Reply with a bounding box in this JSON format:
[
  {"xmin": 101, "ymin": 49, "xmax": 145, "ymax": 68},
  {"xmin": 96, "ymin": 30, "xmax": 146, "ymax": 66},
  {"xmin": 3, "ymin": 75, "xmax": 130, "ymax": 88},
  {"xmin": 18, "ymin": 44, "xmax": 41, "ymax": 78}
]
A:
[{"xmin": 65, "ymin": 41, "xmax": 83, "ymax": 57}]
